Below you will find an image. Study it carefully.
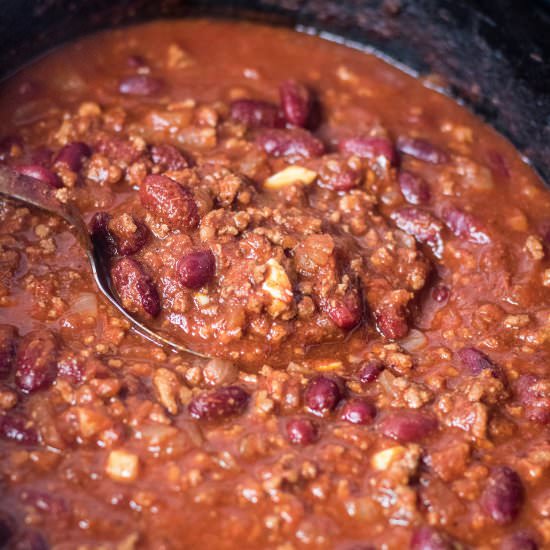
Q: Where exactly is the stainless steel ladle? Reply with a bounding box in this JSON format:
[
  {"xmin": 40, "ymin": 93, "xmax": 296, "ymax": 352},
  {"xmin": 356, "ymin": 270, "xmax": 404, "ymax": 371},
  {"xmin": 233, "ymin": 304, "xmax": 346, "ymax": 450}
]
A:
[{"xmin": 0, "ymin": 165, "xmax": 207, "ymax": 359}]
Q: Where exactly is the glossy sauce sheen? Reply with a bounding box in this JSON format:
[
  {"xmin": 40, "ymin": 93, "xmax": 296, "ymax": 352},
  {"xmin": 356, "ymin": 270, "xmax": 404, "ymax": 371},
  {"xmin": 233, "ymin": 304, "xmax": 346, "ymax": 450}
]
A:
[{"xmin": 0, "ymin": 19, "xmax": 549, "ymax": 550}]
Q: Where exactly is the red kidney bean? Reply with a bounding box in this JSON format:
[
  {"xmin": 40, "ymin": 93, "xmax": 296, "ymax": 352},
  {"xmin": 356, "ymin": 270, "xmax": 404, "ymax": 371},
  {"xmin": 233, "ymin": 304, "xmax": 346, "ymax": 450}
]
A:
[
  {"xmin": 279, "ymin": 79, "xmax": 312, "ymax": 128},
  {"xmin": 481, "ymin": 466, "xmax": 524, "ymax": 525},
  {"xmin": 188, "ymin": 386, "xmax": 250, "ymax": 420},
  {"xmin": 398, "ymin": 171, "xmax": 431, "ymax": 205},
  {"xmin": 322, "ymin": 290, "xmax": 363, "ymax": 330},
  {"xmin": 15, "ymin": 330, "xmax": 58, "ymax": 393},
  {"xmin": 140, "ymin": 174, "xmax": 199, "ymax": 231},
  {"xmin": 340, "ymin": 398, "xmax": 376, "ymax": 425},
  {"xmin": 432, "ymin": 284, "xmax": 449, "ymax": 303},
  {"xmin": 150, "ymin": 144, "xmax": 192, "ymax": 171},
  {"xmin": 339, "ymin": 136, "xmax": 398, "ymax": 166},
  {"xmin": 0, "ymin": 413, "xmax": 39, "ymax": 445},
  {"xmin": 457, "ymin": 347, "xmax": 505, "ymax": 381},
  {"xmin": 441, "ymin": 205, "xmax": 490, "ymax": 244},
  {"xmin": 378, "ymin": 410, "xmax": 437, "ymax": 442},
  {"xmin": 54, "ymin": 141, "xmax": 91, "ymax": 172},
  {"xmin": 304, "ymin": 375, "xmax": 343, "ymax": 416},
  {"xmin": 516, "ymin": 375, "xmax": 550, "ymax": 424},
  {"xmin": 286, "ymin": 417, "xmax": 318, "ymax": 445},
  {"xmin": 118, "ymin": 75, "xmax": 164, "ymax": 96},
  {"xmin": 396, "ymin": 136, "xmax": 449, "ymax": 164},
  {"xmin": 500, "ymin": 532, "xmax": 538, "ymax": 550},
  {"xmin": 111, "ymin": 257, "xmax": 160, "ymax": 318},
  {"xmin": 16, "ymin": 164, "xmax": 62, "ymax": 189},
  {"xmin": 177, "ymin": 249, "xmax": 216, "ymax": 289},
  {"xmin": 256, "ymin": 128, "xmax": 325, "ymax": 159},
  {"xmin": 390, "ymin": 207, "xmax": 444, "ymax": 258},
  {"xmin": 319, "ymin": 158, "xmax": 362, "ymax": 191},
  {"xmin": 230, "ymin": 99, "xmax": 285, "ymax": 129},
  {"xmin": 358, "ymin": 360, "xmax": 384, "ymax": 384},
  {"xmin": 374, "ymin": 303, "xmax": 409, "ymax": 340},
  {"xmin": 410, "ymin": 526, "xmax": 453, "ymax": 550},
  {"xmin": 0, "ymin": 324, "xmax": 18, "ymax": 378},
  {"xmin": 107, "ymin": 214, "xmax": 150, "ymax": 256},
  {"xmin": 89, "ymin": 212, "xmax": 118, "ymax": 257}
]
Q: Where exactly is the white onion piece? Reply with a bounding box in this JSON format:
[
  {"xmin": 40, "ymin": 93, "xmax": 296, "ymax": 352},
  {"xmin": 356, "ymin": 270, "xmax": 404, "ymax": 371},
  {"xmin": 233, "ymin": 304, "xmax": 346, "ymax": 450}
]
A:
[
  {"xmin": 399, "ymin": 329, "xmax": 428, "ymax": 352},
  {"xmin": 68, "ymin": 292, "xmax": 98, "ymax": 317}
]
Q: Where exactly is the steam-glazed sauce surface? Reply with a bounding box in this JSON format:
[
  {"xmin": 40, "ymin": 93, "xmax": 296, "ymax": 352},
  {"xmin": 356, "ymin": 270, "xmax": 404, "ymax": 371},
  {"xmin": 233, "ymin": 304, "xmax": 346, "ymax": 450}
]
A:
[{"xmin": 0, "ymin": 19, "xmax": 549, "ymax": 550}]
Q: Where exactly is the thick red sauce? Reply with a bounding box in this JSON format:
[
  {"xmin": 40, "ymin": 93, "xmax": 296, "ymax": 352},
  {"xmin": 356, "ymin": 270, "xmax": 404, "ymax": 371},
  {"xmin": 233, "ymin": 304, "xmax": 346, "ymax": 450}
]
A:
[{"xmin": 0, "ymin": 19, "xmax": 549, "ymax": 550}]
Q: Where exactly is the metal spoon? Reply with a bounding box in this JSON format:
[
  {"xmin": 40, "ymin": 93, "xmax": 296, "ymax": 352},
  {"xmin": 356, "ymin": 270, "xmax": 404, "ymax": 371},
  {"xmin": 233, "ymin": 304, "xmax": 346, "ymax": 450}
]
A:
[{"xmin": 0, "ymin": 165, "xmax": 207, "ymax": 359}]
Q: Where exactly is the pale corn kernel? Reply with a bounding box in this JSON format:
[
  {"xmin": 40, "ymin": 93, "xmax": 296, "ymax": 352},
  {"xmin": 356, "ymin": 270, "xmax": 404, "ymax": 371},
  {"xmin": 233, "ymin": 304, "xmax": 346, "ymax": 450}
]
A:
[
  {"xmin": 314, "ymin": 360, "xmax": 344, "ymax": 372},
  {"xmin": 106, "ymin": 450, "xmax": 139, "ymax": 482},
  {"xmin": 264, "ymin": 166, "xmax": 317, "ymax": 190}
]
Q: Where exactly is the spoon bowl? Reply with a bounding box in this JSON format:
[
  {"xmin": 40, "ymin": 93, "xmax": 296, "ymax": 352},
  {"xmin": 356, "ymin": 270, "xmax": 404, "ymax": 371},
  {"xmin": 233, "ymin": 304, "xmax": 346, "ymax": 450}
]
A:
[{"xmin": 0, "ymin": 165, "xmax": 208, "ymax": 359}]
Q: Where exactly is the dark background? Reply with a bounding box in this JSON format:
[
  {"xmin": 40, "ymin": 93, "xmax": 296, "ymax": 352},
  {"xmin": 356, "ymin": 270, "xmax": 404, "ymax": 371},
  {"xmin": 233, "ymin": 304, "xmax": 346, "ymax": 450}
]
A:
[{"xmin": 1, "ymin": 0, "xmax": 549, "ymax": 180}]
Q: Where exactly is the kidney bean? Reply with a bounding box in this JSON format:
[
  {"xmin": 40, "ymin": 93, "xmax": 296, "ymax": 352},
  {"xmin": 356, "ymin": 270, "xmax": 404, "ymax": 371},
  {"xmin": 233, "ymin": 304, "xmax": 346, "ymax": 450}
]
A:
[
  {"xmin": 28, "ymin": 147, "xmax": 53, "ymax": 167},
  {"xmin": 441, "ymin": 205, "xmax": 490, "ymax": 244},
  {"xmin": 378, "ymin": 410, "xmax": 437, "ymax": 443},
  {"xmin": 16, "ymin": 164, "xmax": 62, "ymax": 189},
  {"xmin": 322, "ymin": 290, "xmax": 363, "ymax": 330},
  {"xmin": 396, "ymin": 136, "xmax": 449, "ymax": 164},
  {"xmin": 500, "ymin": 532, "xmax": 538, "ymax": 550},
  {"xmin": 374, "ymin": 304, "xmax": 409, "ymax": 340},
  {"xmin": 177, "ymin": 249, "xmax": 216, "ymax": 289},
  {"xmin": 286, "ymin": 417, "xmax": 318, "ymax": 445},
  {"xmin": 481, "ymin": 466, "xmax": 524, "ymax": 525},
  {"xmin": 15, "ymin": 330, "xmax": 58, "ymax": 393},
  {"xmin": 188, "ymin": 385, "xmax": 250, "ymax": 420},
  {"xmin": 111, "ymin": 257, "xmax": 160, "ymax": 319},
  {"xmin": 457, "ymin": 347, "xmax": 505, "ymax": 381},
  {"xmin": 54, "ymin": 141, "xmax": 91, "ymax": 172},
  {"xmin": 14, "ymin": 530, "xmax": 49, "ymax": 550},
  {"xmin": 279, "ymin": 79, "xmax": 312, "ymax": 128},
  {"xmin": 0, "ymin": 413, "xmax": 39, "ymax": 445},
  {"xmin": 140, "ymin": 174, "xmax": 199, "ymax": 231},
  {"xmin": 118, "ymin": 74, "xmax": 164, "ymax": 96},
  {"xmin": 150, "ymin": 144, "xmax": 192, "ymax": 171},
  {"xmin": 390, "ymin": 207, "xmax": 444, "ymax": 258},
  {"xmin": 358, "ymin": 360, "xmax": 384, "ymax": 384},
  {"xmin": 340, "ymin": 398, "xmax": 376, "ymax": 425},
  {"xmin": 304, "ymin": 375, "xmax": 343, "ymax": 416},
  {"xmin": 319, "ymin": 158, "xmax": 362, "ymax": 191},
  {"xmin": 89, "ymin": 212, "xmax": 118, "ymax": 256},
  {"xmin": 256, "ymin": 128, "xmax": 325, "ymax": 159},
  {"xmin": 432, "ymin": 284, "xmax": 449, "ymax": 303},
  {"xmin": 108, "ymin": 213, "xmax": 149, "ymax": 256},
  {"xmin": 410, "ymin": 526, "xmax": 453, "ymax": 550},
  {"xmin": 399, "ymin": 171, "xmax": 431, "ymax": 205},
  {"xmin": 0, "ymin": 324, "xmax": 18, "ymax": 378},
  {"xmin": 339, "ymin": 136, "xmax": 398, "ymax": 166},
  {"xmin": 230, "ymin": 99, "xmax": 285, "ymax": 128},
  {"xmin": 516, "ymin": 375, "xmax": 550, "ymax": 424}
]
